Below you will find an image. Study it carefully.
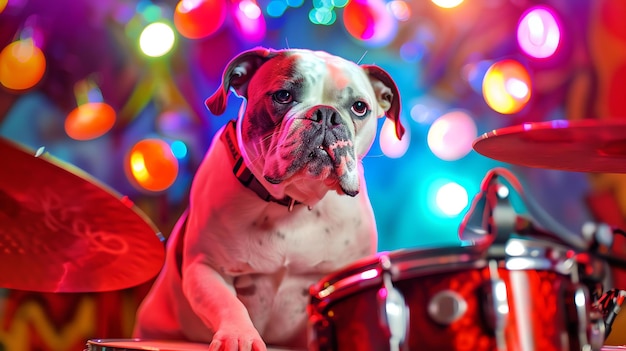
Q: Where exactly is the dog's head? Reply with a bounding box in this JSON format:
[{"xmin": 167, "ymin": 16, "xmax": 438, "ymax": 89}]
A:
[{"xmin": 206, "ymin": 47, "xmax": 404, "ymax": 204}]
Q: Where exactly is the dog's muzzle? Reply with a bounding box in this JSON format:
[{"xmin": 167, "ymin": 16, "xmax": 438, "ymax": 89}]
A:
[{"xmin": 263, "ymin": 105, "xmax": 360, "ymax": 197}]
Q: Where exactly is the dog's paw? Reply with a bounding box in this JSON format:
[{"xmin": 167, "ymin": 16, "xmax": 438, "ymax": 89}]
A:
[{"xmin": 208, "ymin": 325, "xmax": 267, "ymax": 351}]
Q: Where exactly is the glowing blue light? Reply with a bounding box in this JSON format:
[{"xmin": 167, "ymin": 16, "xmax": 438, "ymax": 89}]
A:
[
  {"xmin": 313, "ymin": 0, "xmax": 333, "ymax": 8},
  {"xmin": 267, "ymin": 0, "xmax": 288, "ymax": 17},
  {"xmin": 170, "ymin": 140, "xmax": 188, "ymax": 159},
  {"xmin": 141, "ymin": 4, "xmax": 163, "ymax": 22},
  {"xmin": 286, "ymin": 0, "xmax": 304, "ymax": 7},
  {"xmin": 399, "ymin": 41, "xmax": 425, "ymax": 62},
  {"xmin": 309, "ymin": 7, "xmax": 336, "ymax": 25},
  {"xmin": 435, "ymin": 182, "xmax": 469, "ymax": 216},
  {"xmin": 331, "ymin": 0, "xmax": 349, "ymax": 7}
]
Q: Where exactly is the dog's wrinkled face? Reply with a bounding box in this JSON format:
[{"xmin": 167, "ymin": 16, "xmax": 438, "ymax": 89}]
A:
[{"xmin": 206, "ymin": 48, "xmax": 404, "ymax": 202}]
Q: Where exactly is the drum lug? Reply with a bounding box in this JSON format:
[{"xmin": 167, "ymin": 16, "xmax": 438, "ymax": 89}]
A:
[
  {"xmin": 307, "ymin": 312, "xmax": 335, "ymax": 351},
  {"xmin": 481, "ymin": 260, "xmax": 509, "ymax": 351},
  {"xmin": 376, "ymin": 254, "xmax": 410, "ymax": 351},
  {"xmin": 568, "ymin": 285, "xmax": 605, "ymax": 351}
]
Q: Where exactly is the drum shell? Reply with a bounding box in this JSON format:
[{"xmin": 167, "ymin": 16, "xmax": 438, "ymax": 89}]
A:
[{"xmin": 309, "ymin": 241, "xmax": 585, "ymax": 351}]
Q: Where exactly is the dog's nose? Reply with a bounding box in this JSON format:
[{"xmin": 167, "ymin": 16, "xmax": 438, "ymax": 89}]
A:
[{"xmin": 311, "ymin": 106, "xmax": 341, "ymax": 126}]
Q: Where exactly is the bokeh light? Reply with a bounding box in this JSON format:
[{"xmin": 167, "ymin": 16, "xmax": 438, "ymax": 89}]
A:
[
  {"xmin": 233, "ymin": 0, "xmax": 267, "ymax": 42},
  {"xmin": 309, "ymin": 7, "xmax": 337, "ymax": 25},
  {"xmin": 170, "ymin": 140, "xmax": 188, "ymax": 159},
  {"xmin": 0, "ymin": 39, "xmax": 46, "ymax": 91},
  {"xmin": 399, "ymin": 40, "xmax": 426, "ymax": 63},
  {"xmin": 126, "ymin": 138, "xmax": 179, "ymax": 192},
  {"xmin": 517, "ymin": 6, "xmax": 561, "ymax": 59},
  {"xmin": 139, "ymin": 22, "xmax": 176, "ymax": 57},
  {"xmin": 138, "ymin": 1, "xmax": 163, "ymax": 22},
  {"xmin": 388, "ymin": 1, "xmax": 411, "ymax": 21},
  {"xmin": 427, "ymin": 110, "xmax": 477, "ymax": 161},
  {"xmin": 266, "ymin": 0, "xmax": 288, "ymax": 17},
  {"xmin": 0, "ymin": 0, "xmax": 7, "ymax": 14},
  {"xmin": 431, "ymin": 0, "xmax": 463, "ymax": 9},
  {"xmin": 463, "ymin": 60, "xmax": 493, "ymax": 94},
  {"xmin": 482, "ymin": 59, "xmax": 532, "ymax": 114},
  {"xmin": 435, "ymin": 182, "xmax": 469, "ymax": 216},
  {"xmin": 380, "ymin": 118, "xmax": 410, "ymax": 158},
  {"xmin": 174, "ymin": 0, "xmax": 227, "ymax": 39},
  {"xmin": 65, "ymin": 102, "xmax": 117, "ymax": 140},
  {"xmin": 343, "ymin": 0, "xmax": 398, "ymax": 47},
  {"xmin": 287, "ymin": 0, "xmax": 305, "ymax": 7}
]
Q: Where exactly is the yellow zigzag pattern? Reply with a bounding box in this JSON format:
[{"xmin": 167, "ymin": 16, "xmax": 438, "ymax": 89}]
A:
[{"xmin": 0, "ymin": 296, "xmax": 96, "ymax": 351}]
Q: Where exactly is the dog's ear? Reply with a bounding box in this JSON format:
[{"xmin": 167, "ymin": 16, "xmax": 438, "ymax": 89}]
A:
[
  {"xmin": 362, "ymin": 65, "xmax": 405, "ymax": 140},
  {"xmin": 205, "ymin": 47, "xmax": 277, "ymax": 116}
]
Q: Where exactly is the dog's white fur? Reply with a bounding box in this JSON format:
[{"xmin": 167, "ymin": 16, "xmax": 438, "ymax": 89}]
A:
[{"xmin": 133, "ymin": 48, "xmax": 404, "ymax": 351}]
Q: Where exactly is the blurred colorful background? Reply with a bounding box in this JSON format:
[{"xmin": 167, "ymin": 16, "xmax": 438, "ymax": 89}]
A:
[{"xmin": 2, "ymin": 0, "xmax": 626, "ymax": 349}]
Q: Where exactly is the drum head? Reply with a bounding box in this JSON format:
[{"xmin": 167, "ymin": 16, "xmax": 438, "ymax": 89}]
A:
[
  {"xmin": 86, "ymin": 339, "xmax": 299, "ymax": 351},
  {"xmin": 86, "ymin": 339, "xmax": 209, "ymax": 350}
]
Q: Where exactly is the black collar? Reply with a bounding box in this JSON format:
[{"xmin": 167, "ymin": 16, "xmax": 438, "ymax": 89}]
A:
[{"xmin": 220, "ymin": 120, "xmax": 301, "ymax": 211}]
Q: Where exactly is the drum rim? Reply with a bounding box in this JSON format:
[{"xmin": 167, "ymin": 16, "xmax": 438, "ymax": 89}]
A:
[
  {"xmin": 86, "ymin": 339, "xmax": 303, "ymax": 351},
  {"xmin": 86, "ymin": 338, "xmax": 210, "ymax": 349},
  {"xmin": 311, "ymin": 245, "xmax": 482, "ymax": 291},
  {"xmin": 309, "ymin": 246, "xmax": 487, "ymax": 312},
  {"xmin": 309, "ymin": 237, "xmax": 579, "ymax": 312}
]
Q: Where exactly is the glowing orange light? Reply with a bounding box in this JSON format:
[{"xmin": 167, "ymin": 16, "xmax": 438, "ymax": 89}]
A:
[
  {"xmin": 65, "ymin": 102, "xmax": 117, "ymax": 140},
  {"xmin": 0, "ymin": 0, "xmax": 7, "ymax": 14},
  {"xmin": 482, "ymin": 59, "xmax": 532, "ymax": 114},
  {"xmin": 126, "ymin": 139, "xmax": 179, "ymax": 192},
  {"xmin": 174, "ymin": 0, "xmax": 227, "ymax": 39},
  {"xmin": 0, "ymin": 39, "xmax": 46, "ymax": 91},
  {"xmin": 431, "ymin": 0, "xmax": 463, "ymax": 9}
]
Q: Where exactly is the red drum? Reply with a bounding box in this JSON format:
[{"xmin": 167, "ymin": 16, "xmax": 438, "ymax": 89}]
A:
[
  {"xmin": 308, "ymin": 238, "xmax": 603, "ymax": 351},
  {"xmin": 85, "ymin": 339, "xmax": 298, "ymax": 350},
  {"xmin": 85, "ymin": 339, "xmax": 210, "ymax": 350}
]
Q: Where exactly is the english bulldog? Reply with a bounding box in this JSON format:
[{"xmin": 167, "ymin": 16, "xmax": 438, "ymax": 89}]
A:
[{"xmin": 133, "ymin": 47, "xmax": 405, "ymax": 351}]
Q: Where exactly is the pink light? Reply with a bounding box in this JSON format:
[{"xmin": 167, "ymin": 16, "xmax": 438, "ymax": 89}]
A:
[
  {"xmin": 427, "ymin": 110, "xmax": 477, "ymax": 161},
  {"xmin": 380, "ymin": 118, "xmax": 410, "ymax": 158},
  {"xmin": 233, "ymin": 0, "xmax": 266, "ymax": 42},
  {"xmin": 179, "ymin": 0, "xmax": 203, "ymax": 12},
  {"xmin": 343, "ymin": 0, "xmax": 398, "ymax": 47},
  {"xmin": 388, "ymin": 1, "xmax": 411, "ymax": 21},
  {"xmin": 517, "ymin": 6, "xmax": 561, "ymax": 59},
  {"xmin": 239, "ymin": 0, "xmax": 262, "ymax": 18}
]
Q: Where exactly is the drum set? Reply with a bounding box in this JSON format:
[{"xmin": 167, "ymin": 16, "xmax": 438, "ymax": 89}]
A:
[{"xmin": 4, "ymin": 119, "xmax": 626, "ymax": 351}]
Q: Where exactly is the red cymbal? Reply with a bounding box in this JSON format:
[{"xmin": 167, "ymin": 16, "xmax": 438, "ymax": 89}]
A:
[
  {"xmin": 473, "ymin": 119, "xmax": 626, "ymax": 173},
  {"xmin": 0, "ymin": 137, "xmax": 165, "ymax": 292}
]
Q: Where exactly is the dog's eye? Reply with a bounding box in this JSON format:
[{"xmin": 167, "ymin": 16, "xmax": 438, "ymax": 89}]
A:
[
  {"xmin": 272, "ymin": 90, "xmax": 293, "ymax": 104},
  {"xmin": 351, "ymin": 101, "xmax": 369, "ymax": 117}
]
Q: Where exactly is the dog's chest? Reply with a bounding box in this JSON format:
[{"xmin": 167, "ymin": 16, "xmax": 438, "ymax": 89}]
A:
[{"xmin": 218, "ymin": 203, "xmax": 372, "ymax": 278}]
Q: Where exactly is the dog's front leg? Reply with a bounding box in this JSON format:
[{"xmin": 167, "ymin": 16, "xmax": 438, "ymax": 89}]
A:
[{"xmin": 182, "ymin": 261, "xmax": 267, "ymax": 351}]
